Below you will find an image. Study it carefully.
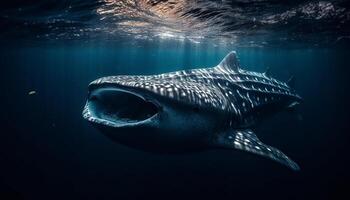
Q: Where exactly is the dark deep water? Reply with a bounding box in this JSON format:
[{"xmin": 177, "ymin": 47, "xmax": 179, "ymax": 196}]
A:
[{"xmin": 1, "ymin": 1, "xmax": 350, "ymax": 200}]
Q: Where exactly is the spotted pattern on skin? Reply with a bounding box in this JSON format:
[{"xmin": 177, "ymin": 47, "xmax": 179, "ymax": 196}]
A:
[
  {"xmin": 84, "ymin": 51, "xmax": 302, "ymax": 170},
  {"xmin": 89, "ymin": 59, "xmax": 300, "ymax": 128},
  {"xmin": 220, "ymin": 129, "xmax": 300, "ymax": 171}
]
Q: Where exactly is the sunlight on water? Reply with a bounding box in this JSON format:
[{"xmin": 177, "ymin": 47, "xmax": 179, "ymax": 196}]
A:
[
  {"xmin": 1, "ymin": 0, "xmax": 348, "ymax": 47},
  {"xmin": 0, "ymin": 1, "xmax": 349, "ymax": 199}
]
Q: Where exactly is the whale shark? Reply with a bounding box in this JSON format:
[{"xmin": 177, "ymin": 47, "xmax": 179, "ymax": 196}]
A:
[{"xmin": 82, "ymin": 51, "xmax": 301, "ymax": 170}]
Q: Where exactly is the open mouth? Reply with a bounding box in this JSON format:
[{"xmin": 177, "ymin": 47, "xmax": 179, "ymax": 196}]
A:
[{"xmin": 85, "ymin": 87, "xmax": 159, "ymax": 127}]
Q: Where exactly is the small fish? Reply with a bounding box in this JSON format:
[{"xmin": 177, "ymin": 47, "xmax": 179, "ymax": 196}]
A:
[{"xmin": 28, "ymin": 90, "xmax": 36, "ymax": 95}]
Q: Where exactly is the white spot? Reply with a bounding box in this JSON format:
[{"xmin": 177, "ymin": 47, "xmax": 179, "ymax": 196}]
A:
[
  {"xmin": 234, "ymin": 141, "xmax": 241, "ymax": 147},
  {"xmin": 169, "ymin": 92, "xmax": 174, "ymax": 98}
]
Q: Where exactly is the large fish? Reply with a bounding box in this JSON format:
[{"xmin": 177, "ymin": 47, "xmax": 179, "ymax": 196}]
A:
[{"xmin": 82, "ymin": 51, "xmax": 302, "ymax": 170}]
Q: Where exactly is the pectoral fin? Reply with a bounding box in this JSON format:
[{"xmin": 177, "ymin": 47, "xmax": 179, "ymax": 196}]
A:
[{"xmin": 213, "ymin": 129, "xmax": 300, "ymax": 171}]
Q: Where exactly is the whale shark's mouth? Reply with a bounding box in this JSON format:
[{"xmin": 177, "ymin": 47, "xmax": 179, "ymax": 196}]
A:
[{"xmin": 84, "ymin": 87, "xmax": 160, "ymax": 127}]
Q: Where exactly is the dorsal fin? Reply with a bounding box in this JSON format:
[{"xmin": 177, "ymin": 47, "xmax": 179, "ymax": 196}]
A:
[{"xmin": 217, "ymin": 51, "xmax": 240, "ymax": 72}]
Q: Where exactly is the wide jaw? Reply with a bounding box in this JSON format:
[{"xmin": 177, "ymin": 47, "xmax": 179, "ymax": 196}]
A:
[{"xmin": 82, "ymin": 85, "xmax": 161, "ymax": 128}]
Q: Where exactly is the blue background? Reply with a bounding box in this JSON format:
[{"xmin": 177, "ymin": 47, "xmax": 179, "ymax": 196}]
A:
[{"xmin": 1, "ymin": 40, "xmax": 349, "ymax": 199}]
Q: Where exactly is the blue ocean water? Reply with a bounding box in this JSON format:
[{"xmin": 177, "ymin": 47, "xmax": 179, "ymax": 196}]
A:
[{"xmin": 1, "ymin": 1, "xmax": 350, "ymax": 199}]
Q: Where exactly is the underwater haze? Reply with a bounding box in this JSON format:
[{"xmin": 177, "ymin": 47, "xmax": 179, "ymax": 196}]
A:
[{"xmin": 1, "ymin": 0, "xmax": 350, "ymax": 199}]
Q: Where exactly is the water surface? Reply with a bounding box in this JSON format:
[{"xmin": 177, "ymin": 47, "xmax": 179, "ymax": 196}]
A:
[{"xmin": 1, "ymin": 1, "xmax": 349, "ymax": 199}]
